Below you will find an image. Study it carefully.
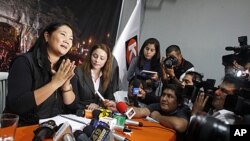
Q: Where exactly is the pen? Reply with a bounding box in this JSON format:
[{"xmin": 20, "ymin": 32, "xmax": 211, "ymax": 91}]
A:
[
  {"xmin": 95, "ymin": 90, "xmax": 105, "ymax": 101},
  {"xmin": 59, "ymin": 115, "xmax": 88, "ymax": 125}
]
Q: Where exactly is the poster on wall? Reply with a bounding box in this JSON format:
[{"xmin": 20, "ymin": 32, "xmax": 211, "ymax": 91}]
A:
[{"xmin": 0, "ymin": 0, "xmax": 122, "ymax": 72}]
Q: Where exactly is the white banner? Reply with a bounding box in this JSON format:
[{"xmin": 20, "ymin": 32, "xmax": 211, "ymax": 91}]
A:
[{"xmin": 112, "ymin": 0, "xmax": 142, "ymax": 90}]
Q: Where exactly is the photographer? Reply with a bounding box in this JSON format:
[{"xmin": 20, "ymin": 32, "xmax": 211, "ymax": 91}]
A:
[
  {"xmin": 134, "ymin": 71, "xmax": 203, "ymax": 106},
  {"xmin": 191, "ymin": 74, "xmax": 243, "ymax": 124},
  {"xmin": 162, "ymin": 45, "xmax": 194, "ymax": 87}
]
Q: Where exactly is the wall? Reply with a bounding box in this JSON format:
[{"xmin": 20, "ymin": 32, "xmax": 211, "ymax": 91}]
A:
[{"xmin": 140, "ymin": 0, "xmax": 250, "ymax": 85}]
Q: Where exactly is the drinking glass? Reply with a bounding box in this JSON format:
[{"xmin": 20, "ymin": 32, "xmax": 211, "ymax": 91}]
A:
[{"xmin": 0, "ymin": 113, "xmax": 19, "ymax": 141}]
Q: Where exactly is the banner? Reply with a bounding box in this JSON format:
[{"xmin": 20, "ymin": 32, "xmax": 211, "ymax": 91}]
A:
[{"xmin": 112, "ymin": 0, "xmax": 142, "ymax": 90}]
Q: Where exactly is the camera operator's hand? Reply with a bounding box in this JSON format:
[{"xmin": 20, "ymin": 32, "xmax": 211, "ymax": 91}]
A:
[
  {"xmin": 165, "ymin": 66, "xmax": 175, "ymax": 78},
  {"xmin": 150, "ymin": 73, "xmax": 159, "ymax": 81},
  {"xmin": 128, "ymin": 87, "xmax": 146, "ymax": 100},
  {"xmin": 137, "ymin": 88, "xmax": 146, "ymax": 100},
  {"xmin": 191, "ymin": 92, "xmax": 209, "ymax": 115}
]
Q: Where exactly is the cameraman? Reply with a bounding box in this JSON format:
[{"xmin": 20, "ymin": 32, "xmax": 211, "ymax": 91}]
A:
[
  {"xmin": 191, "ymin": 74, "xmax": 243, "ymax": 124},
  {"xmin": 136, "ymin": 71, "xmax": 203, "ymax": 106},
  {"xmin": 162, "ymin": 45, "xmax": 194, "ymax": 86}
]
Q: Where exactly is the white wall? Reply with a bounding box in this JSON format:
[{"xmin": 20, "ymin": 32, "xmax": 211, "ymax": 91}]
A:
[{"xmin": 140, "ymin": 0, "xmax": 250, "ymax": 85}]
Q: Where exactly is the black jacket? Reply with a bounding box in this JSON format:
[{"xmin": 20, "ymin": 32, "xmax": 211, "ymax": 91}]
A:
[{"xmin": 4, "ymin": 49, "xmax": 78, "ymax": 126}]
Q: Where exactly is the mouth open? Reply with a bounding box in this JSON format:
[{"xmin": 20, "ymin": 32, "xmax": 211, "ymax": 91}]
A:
[{"xmin": 61, "ymin": 45, "xmax": 67, "ymax": 49}]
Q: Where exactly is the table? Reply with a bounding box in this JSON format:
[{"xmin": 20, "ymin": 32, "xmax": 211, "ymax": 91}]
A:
[{"xmin": 15, "ymin": 119, "xmax": 176, "ymax": 141}]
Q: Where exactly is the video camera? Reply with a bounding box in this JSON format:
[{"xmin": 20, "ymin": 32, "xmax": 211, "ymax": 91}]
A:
[
  {"xmin": 163, "ymin": 56, "xmax": 178, "ymax": 69},
  {"xmin": 224, "ymin": 88, "xmax": 250, "ymax": 116},
  {"xmin": 222, "ymin": 36, "xmax": 250, "ymax": 71},
  {"xmin": 183, "ymin": 78, "xmax": 216, "ymax": 112}
]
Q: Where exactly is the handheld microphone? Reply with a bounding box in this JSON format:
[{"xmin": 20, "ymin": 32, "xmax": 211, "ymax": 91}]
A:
[
  {"xmin": 84, "ymin": 120, "xmax": 117, "ymax": 141},
  {"xmin": 92, "ymin": 108, "xmax": 113, "ymax": 120},
  {"xmin": 125, "ymin": 119, "xmax": 143, "ymax": 127},
  {"xmin": 83, "ymin": 125, "xmax": 95, "ymax": 137},
  {"xmin": 116, "ymin": 102, "xmax": 128, "ymax": 114},
  {"xmin": 62, "ymin": 133, "xmax": 75, "ymax": 141},
  {"xmin": 145, "ymin": 116, "xmax": 159, "ymax": 123},
  {"xmin": 99, "ymin": 117, "xmax": 131, "ymax": 132},
  {"xmin": 33, "ymin": 120, "xmax": 57, "ymax": 141},
  {"xmin": 113, "ymin": 132, "xmax": 130, "ymax": 141},
  {"xmin": 116, "ymin": 102, "xmax": 136, "ymax": 119},
  {"xmin": 90, "ymin": 124, "xmax": 111, "ymax": 141},
  {"xmin": 73, "ymin": 130, "xmax": 91, "ymax": 141},
  {"xmin": 76, "ymin": 109, "xmax": 85, "ymax": 117},
  {"xmin": 53, "ymin": 122, "xmax": 73, "ymax": 141}
]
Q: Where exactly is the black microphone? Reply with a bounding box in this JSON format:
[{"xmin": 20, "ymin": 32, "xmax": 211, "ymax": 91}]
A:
[
  {"xmin": 125, "ymin": 119, "xmax": 143, "ymax": 127},
  {"xmin": 74, "ymin": 130, "xmax": 91, "ymax": 141},
  {"xmin": 32, "ymin": 120, "xmax": 57, "ymax": 141},
  {"xmin": 92, "ymin": 108, "xmax": 113, "ymax": 120},
  {"xmin": 90, "ymin": 124, "xmax": 111, "ymax": 141},
  {"xmin": 88, "ymin": 120, "xmax": 113, "ymax": 141},
  {"xmin": 83, "ymin": 125, "xmax": 95, "ymax": 137},
  {"xmin": 76, "ymin": 109, "xmax": 85, "ymax": 117}
]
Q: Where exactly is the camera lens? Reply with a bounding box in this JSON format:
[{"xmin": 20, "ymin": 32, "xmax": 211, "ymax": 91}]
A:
[{"xmin": 163, "ymin": 56, "xmax": 178, "ymax": 68}]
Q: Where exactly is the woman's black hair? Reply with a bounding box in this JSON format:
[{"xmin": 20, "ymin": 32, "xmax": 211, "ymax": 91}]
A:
[
  {"xmin": 28, "ymin": 22, "xmax": 75, "ymax": 72},
  {"xmin": 138, "ymin": 38, "xmax": 161, "ymax": 72}
]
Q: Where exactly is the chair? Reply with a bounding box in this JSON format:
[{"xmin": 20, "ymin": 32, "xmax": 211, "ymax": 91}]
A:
[{"xmin": 0, "ymin": 72, "xmax": 8, "ymax": 113}]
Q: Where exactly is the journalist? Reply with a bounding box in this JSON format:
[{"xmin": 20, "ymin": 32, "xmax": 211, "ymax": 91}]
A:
[
  {"xmin": 162, "ymin": 45, "xmax": 194, "ymax": 86},
  {"xmin": 191, "ymin": 74, "xmax": 243, "ymax": 124}
]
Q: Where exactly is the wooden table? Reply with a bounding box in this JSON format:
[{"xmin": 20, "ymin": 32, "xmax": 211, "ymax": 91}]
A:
[{"xmin": 15, "ymin": 119, "xmax": 176, "ymax": 141}]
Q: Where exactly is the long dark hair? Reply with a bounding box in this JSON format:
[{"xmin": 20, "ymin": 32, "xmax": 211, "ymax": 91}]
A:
[
  {"xmin": 137, "ymin": 38, "xmax": 161, "ymax": 72},
  {"xmin": 28, "ymin": 22, "xmax": 75, "ymax": 71}
]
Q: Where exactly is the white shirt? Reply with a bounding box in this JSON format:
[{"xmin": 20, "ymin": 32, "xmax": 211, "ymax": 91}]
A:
[
  {"xmin": 212, "ymin": 109, "xmax": 236, "ymax": 124},
  {"xmin": 91, "ymin": 69, "xmax": 102, "ymax": 91}
]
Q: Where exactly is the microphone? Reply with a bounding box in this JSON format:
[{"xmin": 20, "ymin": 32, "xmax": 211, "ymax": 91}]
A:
[
  {"xmin": 76, "ymin": 109, "xmax": 93, "ymax": 119},
  {"xmin": 76, "ymin": 109, "xmax": 85, "ymax": 117},
  {"xmin": 92, "ymin": 108, "xmax": 112, "ymax": 120},
  {"xmin": 113, "ymin": 132, "xmax": 130, "ymax": 141},
  {"xmin": 53, "ymin": 122, "xmax": 73, "ymax": 141},
  {"xmin": 125, "ymin": 119, "xmax": 143, "ymax": 127},
  {"xmin": 116, "ymin": 102, "xmax": 136, "ymax": 119},
  {"xmin": 99, "ymin": 117, "xmax": 131, "ymax": 132},
  {"xmin": 74, "ymin": 130, "xmax": 91, "ymax": 141},
  {"xmin": 33, "ymin": 120, "xmax": 57, "ymax": 141},
  {"xmin": 90, "ymin": 124, "xmax": 111, "ymax": 141},
  {"xmin": 225, "ymin": 46, "xmax": 250, "ymax": 52},
  {"xmin": 116, "ymin": 102, "xmax": 128, "ymax": 114},
  {"xmin": 145, "ymin": 116, "xmax": 159, "ymax": 123},
  {"xmin": 62, "ymin": 133, "xmax": 75, "ymax": 141}
]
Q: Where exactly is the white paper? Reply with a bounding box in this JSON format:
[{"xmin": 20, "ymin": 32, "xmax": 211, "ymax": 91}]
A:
[{"xmin": 39, "ymin": 114, "xmax": 91, "ymax": 132}]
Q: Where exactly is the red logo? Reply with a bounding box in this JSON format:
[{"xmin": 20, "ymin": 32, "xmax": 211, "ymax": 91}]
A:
[{"xmin": 125, "ymin": 35, "xmax": 138, "ymax": 69}]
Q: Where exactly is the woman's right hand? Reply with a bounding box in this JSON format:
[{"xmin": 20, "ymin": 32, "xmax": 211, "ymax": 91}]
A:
[
  {"xmin": 51, "ymin": 59, "xmax": 76, "ymax": 88},
  {"xmin": 87, "ymin": 103, "xmax": 100, "ymax": 111}
]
